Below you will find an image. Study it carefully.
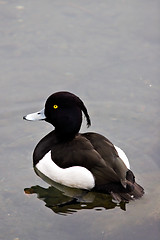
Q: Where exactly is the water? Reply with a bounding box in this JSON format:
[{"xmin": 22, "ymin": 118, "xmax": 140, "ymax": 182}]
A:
[{"xmin": 0, "ymin": 0, "xmax": 160, "ymax": 239}]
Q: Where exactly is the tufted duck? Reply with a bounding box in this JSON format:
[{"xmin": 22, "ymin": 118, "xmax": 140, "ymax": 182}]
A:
[{"xmin": 23, "ymin": 91, "xmax": 144, "ymax": 202}]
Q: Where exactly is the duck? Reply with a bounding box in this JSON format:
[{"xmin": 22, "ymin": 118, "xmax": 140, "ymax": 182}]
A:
[{"xmin": 23, "ymin": 91, "xmax": 144, "ymax": 202}]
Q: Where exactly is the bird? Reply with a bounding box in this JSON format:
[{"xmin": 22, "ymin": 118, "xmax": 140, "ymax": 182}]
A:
[{"xmin": 23, "ymin": 91, "xmax": 144, "ymax": 202}]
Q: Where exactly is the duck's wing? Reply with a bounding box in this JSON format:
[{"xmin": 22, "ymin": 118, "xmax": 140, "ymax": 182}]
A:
[
  {"xmin": 82, "ymin": 133, "xmax": 144, "ymax": 199},
  {"xmin": 82, "ymin": 132, "xmax": 129, "ymax": 185}
]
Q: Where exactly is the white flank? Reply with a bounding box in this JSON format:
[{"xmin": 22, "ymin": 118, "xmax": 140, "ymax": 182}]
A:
[
  {"xmin": 114, "ymin": 145, "xmax": 130, "ymax": 169},
  {"xmin": 36, "ymin": 151, "xmax": 95, "ymax": 190}
]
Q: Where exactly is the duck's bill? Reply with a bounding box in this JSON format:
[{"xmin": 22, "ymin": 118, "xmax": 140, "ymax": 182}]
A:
[{"xmin": 23, "ymin": 108, "xmax": 46, "ymax": 121}]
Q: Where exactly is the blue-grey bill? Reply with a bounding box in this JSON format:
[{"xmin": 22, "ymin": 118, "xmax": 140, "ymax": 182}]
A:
[{"xmin": 23, "ymin": 108, "xmax": 46, "ymax": 121}]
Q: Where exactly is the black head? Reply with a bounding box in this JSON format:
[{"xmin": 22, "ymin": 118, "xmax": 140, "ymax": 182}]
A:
[{"xmin": 44, "ymin": 91, "xmax": 91, "ymax": 140}]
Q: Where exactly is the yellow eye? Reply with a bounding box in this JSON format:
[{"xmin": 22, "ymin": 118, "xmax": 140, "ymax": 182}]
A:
[{"xmin": 53, "ymin": 105, "xmax": 58, "ymax": 109}]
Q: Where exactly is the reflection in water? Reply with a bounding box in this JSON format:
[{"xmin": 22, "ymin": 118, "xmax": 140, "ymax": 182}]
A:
[{"xmin": 24, "ymin": 181, "xmax": 127, "ymax": 215}]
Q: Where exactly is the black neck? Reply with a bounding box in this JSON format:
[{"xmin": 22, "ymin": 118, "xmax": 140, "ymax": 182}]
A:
[{"xmin": 55, "ymin": 129, "xmax": 77, "ymax": 142}]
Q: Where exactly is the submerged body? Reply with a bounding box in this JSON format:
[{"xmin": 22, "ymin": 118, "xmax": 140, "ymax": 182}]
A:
[{"xmin": 24, "ymin": 91, "xmax": 144, "ymax": 202}]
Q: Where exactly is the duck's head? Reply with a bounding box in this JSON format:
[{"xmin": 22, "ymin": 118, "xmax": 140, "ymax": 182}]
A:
[{"xmin": 23, "ymin": 91, "xmax": 91, "ymax": 140}]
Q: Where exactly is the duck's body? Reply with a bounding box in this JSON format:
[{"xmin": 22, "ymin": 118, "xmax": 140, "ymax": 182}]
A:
[{"xmin": 24, "ymin": 91, "xmax": 144, "ymax": 202}]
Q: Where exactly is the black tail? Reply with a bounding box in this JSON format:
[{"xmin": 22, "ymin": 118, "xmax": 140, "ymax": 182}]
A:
[
  {"xmin": 110, "ymin": 181, "xmax": 144, "ymax": 203},
  {"xmin": 95, "ymin": 170, "xmax": 144, "ymax": 203}
]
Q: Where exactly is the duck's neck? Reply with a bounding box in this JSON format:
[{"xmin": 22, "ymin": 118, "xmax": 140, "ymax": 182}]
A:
[
  {"xmin": 55, "ymin": 130, "xmax": 77, "ymax": 142},
  {"xmin": 54, "ymin": 119, "xmax": 81, "ymax": 142}
]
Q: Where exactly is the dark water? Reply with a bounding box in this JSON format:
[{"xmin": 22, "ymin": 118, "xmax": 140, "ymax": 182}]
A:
[{"xmin": 0, "ymin": 0, "xmax": 160, "ymax": 239}]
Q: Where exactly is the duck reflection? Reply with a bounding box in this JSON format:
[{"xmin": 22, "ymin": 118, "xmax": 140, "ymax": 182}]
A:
[{"xmin": 24, "ymin": 173, "xmax": 127, "ymax": 215}]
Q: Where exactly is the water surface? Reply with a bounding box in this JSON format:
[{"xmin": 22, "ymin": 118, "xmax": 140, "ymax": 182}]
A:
[{"xmin": 0, "ymin": 0, "xmax": 160, "ymax": 239}]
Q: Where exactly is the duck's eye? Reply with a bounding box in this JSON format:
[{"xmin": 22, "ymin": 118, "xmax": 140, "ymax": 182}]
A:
[{"xmin": 53, "ymin": 105, "xmax": 58, "ymax": 109}]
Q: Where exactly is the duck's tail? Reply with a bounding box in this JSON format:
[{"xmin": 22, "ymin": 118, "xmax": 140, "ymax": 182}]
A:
[
  {"xmin": 110, "ymin": 181, "xmax": 144, "ymax": 203},
  {"xmin": 95, "ymin": 170, "xmax": 144, "ymax": 203}
]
